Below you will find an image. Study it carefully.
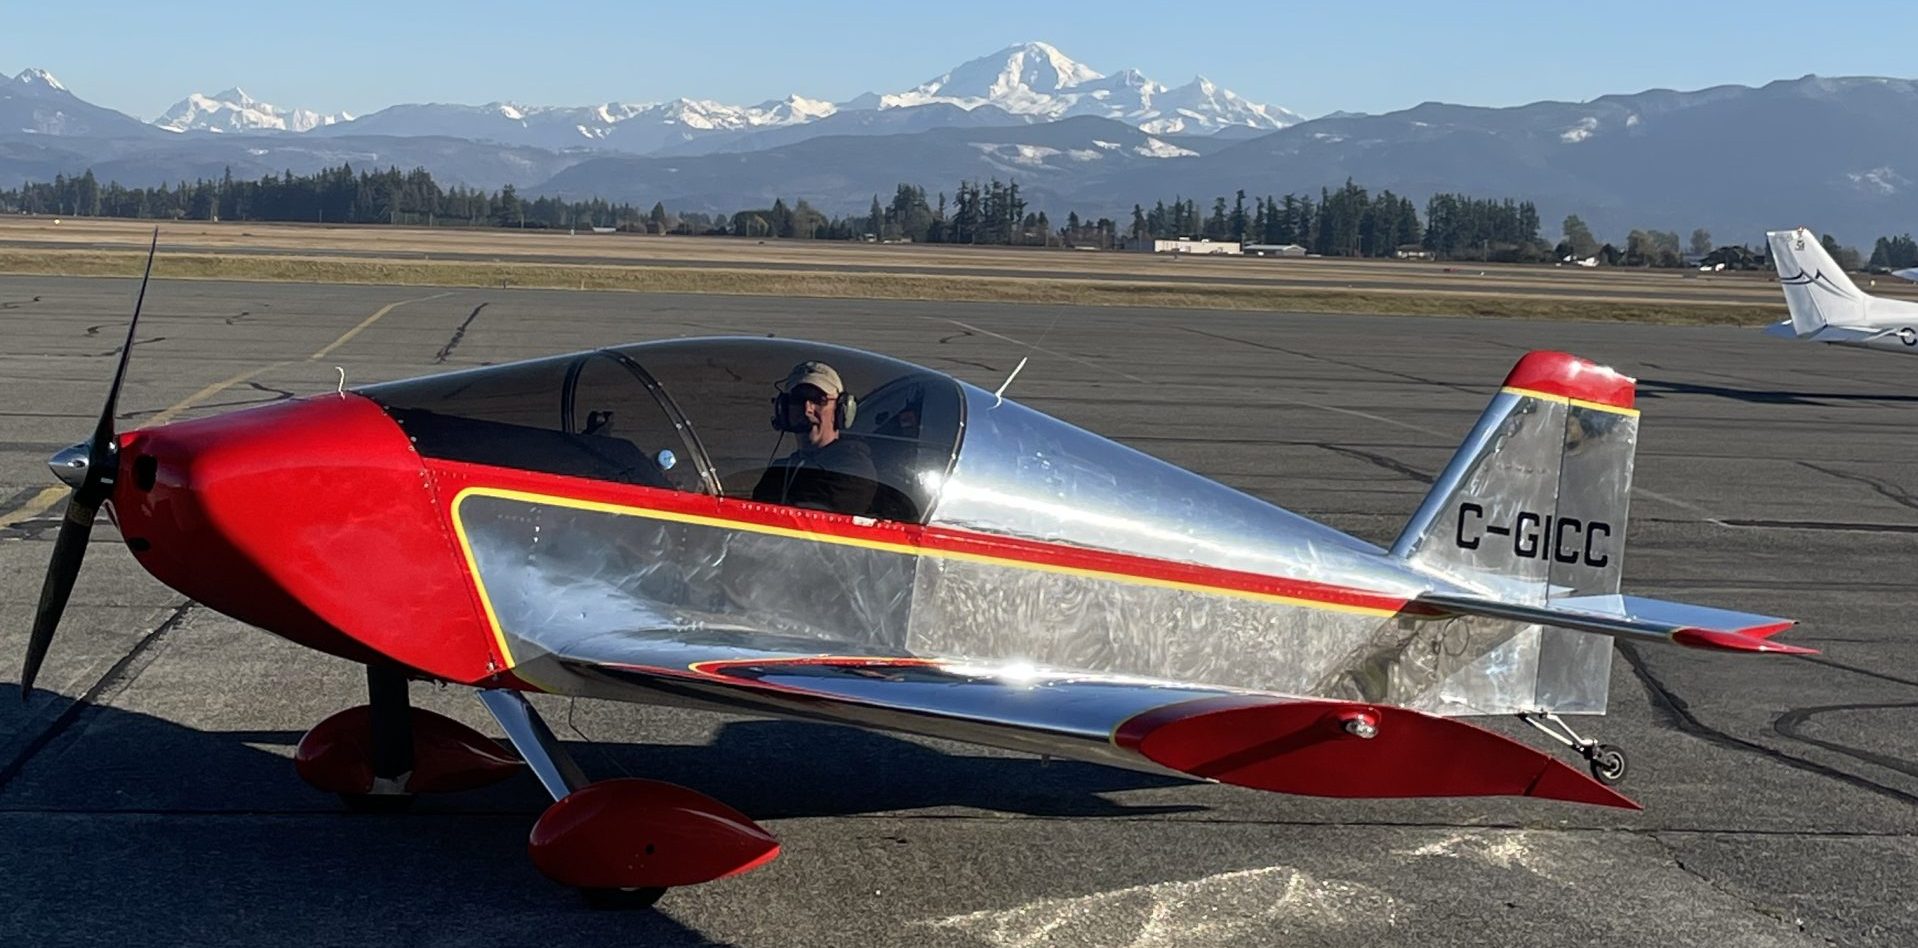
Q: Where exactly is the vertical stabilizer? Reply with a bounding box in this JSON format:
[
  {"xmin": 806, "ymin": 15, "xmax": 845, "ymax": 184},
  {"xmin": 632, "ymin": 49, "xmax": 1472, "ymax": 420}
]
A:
[
  {"xmin": 1391, "ymin": 351, "xmax": 1640, "ymax": 713},
  {"xmin": 1766, "ymin": 227, "xmax": 1865, "ymax": 335},
  {"xmin": 1393, "ymin": 351, "xmax": 1638, "ymax": 604}
]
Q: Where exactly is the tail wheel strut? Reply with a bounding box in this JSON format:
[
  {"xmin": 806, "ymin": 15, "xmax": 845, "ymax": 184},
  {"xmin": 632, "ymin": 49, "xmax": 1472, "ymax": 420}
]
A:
[{"xmin": 1518, "ymin": 710, "xmax": 1630, "ymax": 787}]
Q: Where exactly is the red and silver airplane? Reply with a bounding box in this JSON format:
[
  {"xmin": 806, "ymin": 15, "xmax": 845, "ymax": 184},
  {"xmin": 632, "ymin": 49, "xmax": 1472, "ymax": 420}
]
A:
[{"xmin": 24, "ymin": 245, "xmax": 1810, "ymax": 907}]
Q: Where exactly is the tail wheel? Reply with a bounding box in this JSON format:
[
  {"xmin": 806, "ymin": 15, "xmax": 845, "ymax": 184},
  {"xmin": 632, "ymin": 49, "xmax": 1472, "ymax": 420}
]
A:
[{"xmin": 1588, "ymin": 744, "xmax": 1628, "ymax": 786}]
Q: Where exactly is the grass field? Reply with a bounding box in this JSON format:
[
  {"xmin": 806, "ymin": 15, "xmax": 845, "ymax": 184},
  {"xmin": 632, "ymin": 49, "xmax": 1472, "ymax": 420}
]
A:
[{"xmin": 0, "ymin": 216, "xmax": 1836, "ymax": 325}]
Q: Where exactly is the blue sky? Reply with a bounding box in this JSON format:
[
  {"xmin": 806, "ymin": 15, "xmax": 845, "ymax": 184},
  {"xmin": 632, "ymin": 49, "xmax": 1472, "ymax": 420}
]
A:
[{"xmin": 11, "ymin": 1, "xmax": 1910, "ymax": 120}]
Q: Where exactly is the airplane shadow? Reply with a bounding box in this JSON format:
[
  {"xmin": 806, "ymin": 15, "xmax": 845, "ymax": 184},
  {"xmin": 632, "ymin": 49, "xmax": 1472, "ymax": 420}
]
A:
[
  {"xmin": 0, "ymin": 694, "xmax": 1192, "ymax": 947},
  {"xmin": 1637, "ymin": 378, "xmax": 1918, "ymax": 406}
]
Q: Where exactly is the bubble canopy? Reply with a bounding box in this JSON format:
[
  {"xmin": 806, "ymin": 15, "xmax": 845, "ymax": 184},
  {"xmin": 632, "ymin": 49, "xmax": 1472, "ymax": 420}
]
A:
[{"xmin": 359, "ymin": 338, "xmax": 968, "ymax": 523}]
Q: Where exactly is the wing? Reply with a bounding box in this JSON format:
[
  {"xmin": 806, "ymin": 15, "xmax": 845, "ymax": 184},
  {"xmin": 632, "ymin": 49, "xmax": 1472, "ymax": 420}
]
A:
[{"xmin": 518, "ymin": 629, "xmax": 1635, "ymax": 810}]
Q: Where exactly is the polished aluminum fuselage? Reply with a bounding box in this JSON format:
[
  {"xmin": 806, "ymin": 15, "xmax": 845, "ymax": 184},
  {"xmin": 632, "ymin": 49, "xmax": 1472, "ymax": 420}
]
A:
[{"xmin": 453, "ymin": 378, "xmax": 1630, "ymax": 717}]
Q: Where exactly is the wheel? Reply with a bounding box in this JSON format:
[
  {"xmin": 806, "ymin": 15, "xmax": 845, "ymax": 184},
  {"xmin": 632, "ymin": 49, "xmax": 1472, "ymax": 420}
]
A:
[
  {"xmin": 1587, "ymin": 744, "xmax": 1628, "ymax": 786},
  {"xmin": 338, "ymin": 792, "xmax": 415, "ymax": 814},
  {"xmin": 579, "ymin": 886, "xmax": 667, "ymax": 910}
]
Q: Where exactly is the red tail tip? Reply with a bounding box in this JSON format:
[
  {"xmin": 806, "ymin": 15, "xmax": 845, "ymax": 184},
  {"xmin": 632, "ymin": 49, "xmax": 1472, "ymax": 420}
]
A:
[
  {"xmin": 1672, "ymin": 626, "xmax": 1817, "ymax": 655},
  {"xmin": 1503, "ymin": 351, "xmax": 1636, "ymax": 410}
]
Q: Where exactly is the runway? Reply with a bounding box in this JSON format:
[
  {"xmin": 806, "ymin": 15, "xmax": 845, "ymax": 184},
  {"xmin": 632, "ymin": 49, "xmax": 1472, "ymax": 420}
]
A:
[
  {"xmin": 1, "ymin": 275, "xmax": 1914, "ymax": 947},
  {"xmin": 0, "ymin": 235, "xmax": 1780, "ymax": 304}
]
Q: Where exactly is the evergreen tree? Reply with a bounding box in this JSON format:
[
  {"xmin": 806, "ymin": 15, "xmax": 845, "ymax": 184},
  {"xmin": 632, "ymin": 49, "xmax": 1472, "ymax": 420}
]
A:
[
  {"xmin": 1821, "ymin": 233, "xmax": 1862, "ymax": 270},
  {"xmin": 1562, "ymin": 215, "xmax": 1598, "ymax": 258}
]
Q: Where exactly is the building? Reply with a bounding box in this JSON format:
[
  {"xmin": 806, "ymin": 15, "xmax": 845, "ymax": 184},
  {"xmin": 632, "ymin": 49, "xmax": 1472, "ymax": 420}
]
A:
[
  {"xmin": 1243, "ymin": 243, "xmax": 1308, "ymax": 257},
  {"xmin": 1152, "ymin": 238, "xmax": 1242, "ymax": 255}
]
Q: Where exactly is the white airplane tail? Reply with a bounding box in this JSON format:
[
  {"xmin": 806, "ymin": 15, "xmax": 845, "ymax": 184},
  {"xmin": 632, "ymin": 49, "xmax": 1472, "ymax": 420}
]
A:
[{"xmin": 1766, "ymin": 227, "xmax": 1918, "ymax": 338}]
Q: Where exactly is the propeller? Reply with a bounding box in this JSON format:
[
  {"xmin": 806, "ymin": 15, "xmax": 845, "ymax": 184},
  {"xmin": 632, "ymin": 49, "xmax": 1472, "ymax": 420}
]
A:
[{"xmin": 20, "ymin": 228, "xmax": 158, "ymax": 699}]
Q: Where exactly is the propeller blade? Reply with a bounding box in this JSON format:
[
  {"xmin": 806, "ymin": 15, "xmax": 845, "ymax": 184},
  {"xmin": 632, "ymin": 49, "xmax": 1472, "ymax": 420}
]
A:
[
  {"xmin": 79, "ymin": 227, "xmax": 158, "ymax": 504},
  {"xmin": 20, "ymin": 498, "xmax": 99, "ymax": 697},
  {"xmin": 20, "ymin": 227, "xmax": 158, "ymax": 699}
]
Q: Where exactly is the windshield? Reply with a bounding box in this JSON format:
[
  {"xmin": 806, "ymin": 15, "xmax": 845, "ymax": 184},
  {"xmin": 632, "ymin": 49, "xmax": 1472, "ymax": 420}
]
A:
[
  {"xmin": 360, "ymin": 352, "xmax": 707, "ymax": 492},
  {"xmin": 362, "ymin": 338, "xmax": 966, "ymax": 524}
]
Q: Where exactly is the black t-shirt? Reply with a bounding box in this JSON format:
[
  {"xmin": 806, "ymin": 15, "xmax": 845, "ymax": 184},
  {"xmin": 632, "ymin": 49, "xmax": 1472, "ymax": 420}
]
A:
[{"xmin": 750, "ymin": 437, "xmax": 878, "ymax": 516}]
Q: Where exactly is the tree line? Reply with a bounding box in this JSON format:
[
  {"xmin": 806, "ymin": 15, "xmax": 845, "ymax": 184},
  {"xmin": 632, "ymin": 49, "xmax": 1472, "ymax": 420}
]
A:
[
  {"xmin": 1, "ymin": 166, "xmax": 649, "ymax": 230},
  {"xmin": 5, "ymin": 163, "xmax": 1908, "ymax": 268}
]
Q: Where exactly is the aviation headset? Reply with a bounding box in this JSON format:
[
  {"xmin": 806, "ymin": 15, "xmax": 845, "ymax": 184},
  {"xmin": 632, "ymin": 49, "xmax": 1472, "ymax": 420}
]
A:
[{"xmin": 771, "ymin": 364, "xmax": 857, "ymax": 432}]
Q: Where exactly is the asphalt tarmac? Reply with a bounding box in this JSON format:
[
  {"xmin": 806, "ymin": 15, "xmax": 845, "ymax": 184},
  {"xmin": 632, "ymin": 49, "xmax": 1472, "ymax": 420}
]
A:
[{"xmin": 1, "ymin": 276, "xmax": 1914, "ymax": 947}]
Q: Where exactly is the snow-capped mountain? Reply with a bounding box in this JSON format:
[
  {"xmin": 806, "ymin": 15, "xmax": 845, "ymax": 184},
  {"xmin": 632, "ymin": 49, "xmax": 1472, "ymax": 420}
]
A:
[
  {"xmin": 16, "ymin": 67, "xmax": 65, "ymax": 93},
  {"xmin": 136, "ymin": 42, "xmax": 1294, "ymax": 151},
  {"xmin": 881, "ymin": 40, "xmax": 1104, "ymax": 111},
  {"xmin": 3, "ymin": 67, "xmax": 154, "ymax": 137},
  {"xmin": 865, "ymin": 43, "xmax": 1302, "ymax": 135},
  {"xmin": 155, "ymin": 88, "xmax": 352, "ymax": 133},
  {"xmin": 306, "ymin": 94, "xmax": 835, "ymax": 152}
]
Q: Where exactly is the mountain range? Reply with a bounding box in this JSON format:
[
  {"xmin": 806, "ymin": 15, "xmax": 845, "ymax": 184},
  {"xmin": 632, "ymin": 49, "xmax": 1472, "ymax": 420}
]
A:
[
  {"xmin": 3, "ymin": 44, "xmax": 1917, "ymax": 243},
  {"xmin": 140, "ymin": 42, "xmax": 1292, "ymax": 152}
]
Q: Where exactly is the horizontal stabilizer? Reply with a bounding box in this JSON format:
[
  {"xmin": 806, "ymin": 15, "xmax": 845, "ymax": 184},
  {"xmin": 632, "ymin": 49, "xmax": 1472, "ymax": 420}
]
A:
[{"xmin": 1416, "ymin": 592, "xmax": 1812, "ymax": 655}]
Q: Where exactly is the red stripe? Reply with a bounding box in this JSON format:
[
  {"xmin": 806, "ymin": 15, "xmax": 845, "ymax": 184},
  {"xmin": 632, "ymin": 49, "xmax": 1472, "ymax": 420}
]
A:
[
  {"xmin": 428, "ymin": 459, "xmax": 1409, "ymax": 614},
  {"xmin": 1503, "ymin": 350, "xmax": 1635, "ymax": 409}
]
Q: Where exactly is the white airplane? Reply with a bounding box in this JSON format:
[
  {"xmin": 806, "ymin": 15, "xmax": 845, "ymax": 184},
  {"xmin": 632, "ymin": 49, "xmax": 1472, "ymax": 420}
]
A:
[{"xmin": 1766, "ymin": 226, "xmax": 1918, "ymax": 353}]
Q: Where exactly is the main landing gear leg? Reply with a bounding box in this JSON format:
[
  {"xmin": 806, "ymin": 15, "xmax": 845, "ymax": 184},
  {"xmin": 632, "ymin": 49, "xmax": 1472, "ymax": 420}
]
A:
[
  {"xmin": 1518, "ymin": 710, "xmax": 1628, "ymax": 786},
  {"xmin": 475, "ymin": 689, "xmax": 589, "ymax": 801},
  {"xmin": 359, "ymin": 665, "xmax": 415, "ymax": 811},
  {"xmin": 294, "ymin": 665, "xmax": 523, "ymax": 809},
  {"xmin": 477, "ymin": 689, "xmax": 779, "ymax": 909}
]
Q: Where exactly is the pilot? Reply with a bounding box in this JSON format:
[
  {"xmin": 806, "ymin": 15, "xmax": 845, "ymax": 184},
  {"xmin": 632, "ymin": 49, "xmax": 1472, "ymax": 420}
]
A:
[{"xmin": 752, "ymin": 361, "xmax": 877, "ymax": 516}]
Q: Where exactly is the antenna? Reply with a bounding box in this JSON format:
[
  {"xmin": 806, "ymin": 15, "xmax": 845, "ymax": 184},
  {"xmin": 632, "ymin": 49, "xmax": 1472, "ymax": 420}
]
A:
[
  {"xmin": 990, "ymin": 308, "xmax": 1065, "ymax": 408},
  {"xmin": 334, "ymin": 366, "xmax": 346, "ymax": 397},
  {"xmin": 991, "ymin": 356, "xmax": 1028, "ymax": 407}
]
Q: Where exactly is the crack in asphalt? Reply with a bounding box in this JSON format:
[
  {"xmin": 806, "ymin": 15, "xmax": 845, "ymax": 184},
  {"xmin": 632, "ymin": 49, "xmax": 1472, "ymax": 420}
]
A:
[
  {"xmin": 0, "ymin": 295, "xmax": 43, "ymax": 310},
  {"xmin": 1648, "ymin": 831, "xmax": 1827, "ymax": 941},
  {"xmin": 1798, "ymin": 462, "xmax": 1918, "ymax": 514},
  {"xmin": 1618, "ymin": 643, "xmax": 1918, "ymax": 806},
  {"xmin": 90, "ymin": 335, "xmax": 165, "ymax": 358},
  {"xmin": 0, "ymin": 602, "xmax": 194, "ymax": 793},
  {"xmin": 245, "ymin": 380, "xmax": 298, "ymax": 402},
  {"xmin": 935, "ymin": 356, "xmax": 999, "ymax": 373},
  {"xmin": 1313, "ymin": 443, "xmax": 1436, "ymax": 485},
  {"xmin": 433, "ymin": 301, "xmax": 489, "ymax": 364}
]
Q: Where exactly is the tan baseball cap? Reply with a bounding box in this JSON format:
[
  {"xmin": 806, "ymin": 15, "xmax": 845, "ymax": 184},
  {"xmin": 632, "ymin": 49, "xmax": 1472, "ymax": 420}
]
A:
[{"xmin": 781, "ymin": 361, "xmax": 844, "ymax": 398}]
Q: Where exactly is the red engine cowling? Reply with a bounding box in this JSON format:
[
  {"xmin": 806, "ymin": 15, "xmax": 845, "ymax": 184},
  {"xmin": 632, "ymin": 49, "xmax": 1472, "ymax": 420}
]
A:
[{"xmin": 529, "ymin": 778, "xmax": 780, "ymax": 889}]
